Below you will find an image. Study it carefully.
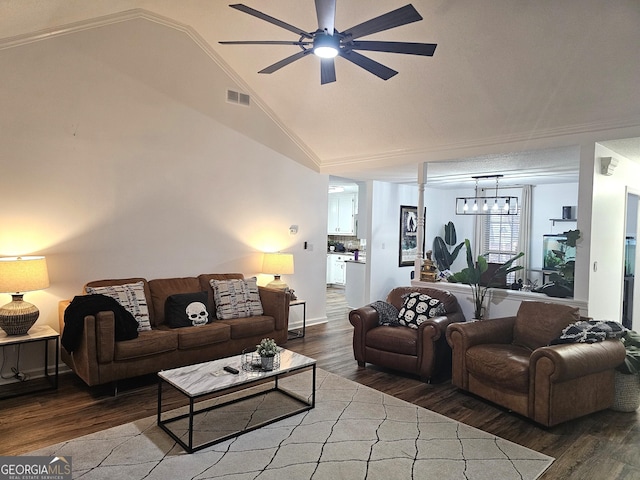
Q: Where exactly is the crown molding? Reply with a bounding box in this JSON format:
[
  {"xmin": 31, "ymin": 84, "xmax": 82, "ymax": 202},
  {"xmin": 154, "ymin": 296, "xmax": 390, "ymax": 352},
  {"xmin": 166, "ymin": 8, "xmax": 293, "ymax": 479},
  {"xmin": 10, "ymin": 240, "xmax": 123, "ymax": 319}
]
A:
[{"xmin": 321, "ymin": 116, "xmax": 640, "ymax": 170}]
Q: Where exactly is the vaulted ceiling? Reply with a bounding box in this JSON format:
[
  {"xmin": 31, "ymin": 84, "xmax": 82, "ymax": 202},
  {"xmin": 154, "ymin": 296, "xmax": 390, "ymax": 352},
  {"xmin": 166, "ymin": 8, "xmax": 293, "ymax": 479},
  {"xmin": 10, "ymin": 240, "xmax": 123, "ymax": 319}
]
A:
[{"xmin": 2, "ymin": 0, "xmax": 639, "ymax": 186}]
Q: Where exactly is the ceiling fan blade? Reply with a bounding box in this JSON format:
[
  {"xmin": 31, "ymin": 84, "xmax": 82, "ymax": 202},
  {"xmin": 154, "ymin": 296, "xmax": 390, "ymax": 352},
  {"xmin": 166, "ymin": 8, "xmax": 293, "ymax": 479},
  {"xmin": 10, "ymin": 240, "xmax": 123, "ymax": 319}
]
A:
[
  {"xmin": 315, "ymin": 0, "xmax": 336, "ymax": 34},
  {"xmin": 351, "ymin": 40, "xmax": 437, "ymax": 56},
  {"xmin": 229, "ymin": 4, "xmax": 313, "ymax": 39},
  {"xmin": 220, "ymin": 40, "xmax": 312, "ymax": 46},
  {"xmin": 339, "ymin": 50, "xmax": 398, "ymax": 80},
  {"xmin": 343, "ymin": 4, "xmax": 423, "ymax": 40},
  {"xmin": 258, "ymin": 50, "xmax": 311, "ymax": 74},
  {"xmin": 320, "ymin": 57, "xmax": 336, "ymax": 84}
]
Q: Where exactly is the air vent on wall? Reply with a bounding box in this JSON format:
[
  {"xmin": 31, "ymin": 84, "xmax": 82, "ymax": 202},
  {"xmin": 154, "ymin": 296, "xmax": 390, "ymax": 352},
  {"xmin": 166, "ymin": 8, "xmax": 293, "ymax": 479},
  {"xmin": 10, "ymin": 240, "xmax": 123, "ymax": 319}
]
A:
[{"xmin": 227, "ymin": 89, "xmax": 250, "ymax": 107}]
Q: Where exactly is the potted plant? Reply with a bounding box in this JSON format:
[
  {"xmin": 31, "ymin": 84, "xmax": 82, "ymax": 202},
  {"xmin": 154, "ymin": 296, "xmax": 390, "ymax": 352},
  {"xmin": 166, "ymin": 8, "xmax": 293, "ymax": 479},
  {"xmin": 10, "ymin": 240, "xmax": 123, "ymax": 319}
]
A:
[
  {"xmin": 447, "ymin": 239, "xmax": 524, "ymax": 319},
  {"xmin": 432, "ymin": 221, "xmax": 465, "ymax": 274},
  {"xmin": 256, "ymin": 338, "xmax": 278, "ymax": 371},
  {"xmin": 612, "ymin": 330, "xmax": 640, "ymax": 412}
]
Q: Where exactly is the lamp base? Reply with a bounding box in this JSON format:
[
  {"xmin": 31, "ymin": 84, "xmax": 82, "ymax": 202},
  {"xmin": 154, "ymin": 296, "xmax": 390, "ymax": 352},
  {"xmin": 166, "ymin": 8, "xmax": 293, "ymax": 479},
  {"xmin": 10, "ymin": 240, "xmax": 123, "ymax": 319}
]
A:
[
  {"xmin": 266, "ymin": 275, "xmax": 289, "ymax": 291},
  {"xmin": 0, "ymin": 294, "xmax": 39, "ymax": 335}
]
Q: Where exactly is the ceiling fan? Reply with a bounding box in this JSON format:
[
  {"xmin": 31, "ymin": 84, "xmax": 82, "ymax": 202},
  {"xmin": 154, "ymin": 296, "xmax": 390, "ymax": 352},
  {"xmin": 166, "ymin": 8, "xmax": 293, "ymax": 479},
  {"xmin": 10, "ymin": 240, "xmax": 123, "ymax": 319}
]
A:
[{"xmin": 219, "ymin": 1, "xmax": 437, "ymax": 84}]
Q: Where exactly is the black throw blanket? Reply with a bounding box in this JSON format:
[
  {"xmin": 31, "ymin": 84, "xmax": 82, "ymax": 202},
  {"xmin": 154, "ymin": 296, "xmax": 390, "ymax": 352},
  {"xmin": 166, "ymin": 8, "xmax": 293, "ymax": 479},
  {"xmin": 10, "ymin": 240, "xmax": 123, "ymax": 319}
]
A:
[{"xmin": 62, "ymin": 294, "xmax": 139, "ymax": 353}]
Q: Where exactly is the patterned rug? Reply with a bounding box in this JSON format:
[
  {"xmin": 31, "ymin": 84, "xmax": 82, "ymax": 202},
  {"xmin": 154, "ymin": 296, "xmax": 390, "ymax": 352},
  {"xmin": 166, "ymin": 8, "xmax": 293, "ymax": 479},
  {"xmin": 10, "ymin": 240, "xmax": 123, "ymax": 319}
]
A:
[{"xmin": 27, "ymin": 369, "xmax": 553, "ymax": 479}]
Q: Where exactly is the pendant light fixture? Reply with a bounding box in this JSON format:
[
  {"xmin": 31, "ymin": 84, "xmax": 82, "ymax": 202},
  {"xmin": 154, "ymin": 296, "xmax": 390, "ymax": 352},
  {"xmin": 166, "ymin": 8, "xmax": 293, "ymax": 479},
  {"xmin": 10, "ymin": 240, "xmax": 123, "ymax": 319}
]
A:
[{"xmin": 455, "ymin": 175, "xmax": 518, "ymax": 215}]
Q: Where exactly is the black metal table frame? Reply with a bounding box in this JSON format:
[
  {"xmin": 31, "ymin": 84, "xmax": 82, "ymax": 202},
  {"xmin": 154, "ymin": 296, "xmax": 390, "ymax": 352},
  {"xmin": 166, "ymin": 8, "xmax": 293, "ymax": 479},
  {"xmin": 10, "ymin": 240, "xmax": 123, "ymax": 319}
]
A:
[
  {"xmin": 288, "ymin": 299, "xmax": 306, "ymax": 340},
  {"xmin": 157, "ymin": 363, "xmax": 316, "ymax": 453},
  {"xmin": 0, "ymin": 331, "xmax": 59, "ymax": 399}
]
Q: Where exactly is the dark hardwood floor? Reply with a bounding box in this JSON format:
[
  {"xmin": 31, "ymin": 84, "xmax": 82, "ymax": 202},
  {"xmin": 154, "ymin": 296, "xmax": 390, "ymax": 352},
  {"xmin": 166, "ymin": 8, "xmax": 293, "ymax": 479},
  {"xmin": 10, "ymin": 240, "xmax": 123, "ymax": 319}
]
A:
[{"xmin": 1, "ymin": 287, "xmax": 639, "ymax": 479}]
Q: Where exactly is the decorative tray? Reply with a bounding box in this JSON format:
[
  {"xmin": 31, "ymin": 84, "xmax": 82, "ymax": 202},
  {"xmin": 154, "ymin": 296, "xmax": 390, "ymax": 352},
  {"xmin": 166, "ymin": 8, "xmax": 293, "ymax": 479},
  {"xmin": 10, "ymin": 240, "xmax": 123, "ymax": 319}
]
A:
[{"xmin": 241, "ymin": 350, "xmax": 280, "ymax": 373}]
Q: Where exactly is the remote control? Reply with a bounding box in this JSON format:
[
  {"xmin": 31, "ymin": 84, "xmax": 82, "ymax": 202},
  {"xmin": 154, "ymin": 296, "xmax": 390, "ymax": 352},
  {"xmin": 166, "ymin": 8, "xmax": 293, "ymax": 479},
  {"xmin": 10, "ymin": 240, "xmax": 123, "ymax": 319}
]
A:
[{"xmin": 224, "ymin": 366, "xmax": 239, "ymax": 374}]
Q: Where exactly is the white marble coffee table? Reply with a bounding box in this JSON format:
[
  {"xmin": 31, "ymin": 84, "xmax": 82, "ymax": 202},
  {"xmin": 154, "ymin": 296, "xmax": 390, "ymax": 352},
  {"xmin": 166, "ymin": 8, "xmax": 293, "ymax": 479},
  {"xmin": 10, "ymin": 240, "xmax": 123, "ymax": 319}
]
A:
[{"xmin": 157, "ymin": 349, "xmax": 316, "ymax": 453}]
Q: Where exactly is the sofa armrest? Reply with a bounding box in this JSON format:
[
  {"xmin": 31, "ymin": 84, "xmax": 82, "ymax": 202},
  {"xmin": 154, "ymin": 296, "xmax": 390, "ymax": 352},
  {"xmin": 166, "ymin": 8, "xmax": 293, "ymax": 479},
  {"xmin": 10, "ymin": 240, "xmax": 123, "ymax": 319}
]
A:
[
  {"xmin": 446, "ymin": 316, "xmax": 516, "ymax": 390},
  {"xmin": 446, "ymin": 316, "xmax": 516, "ymax": 349},
  {"xmin": 419, "ymin": 312, "xmax": 466, "ymax": 341},
  {"xmin": 258, "ymin": 287, "xmax": 290, "ymax": 331},
  {"xmin": 349, "ymin": 305, "xmax": 380, "ymax": 332},
  {"xmin": 531, "ymin": 339, "xmax": 626, "ymax": 383},
  {"xmin": 348, "ymin": 305, "xmax": 380, "ymax": 364}
]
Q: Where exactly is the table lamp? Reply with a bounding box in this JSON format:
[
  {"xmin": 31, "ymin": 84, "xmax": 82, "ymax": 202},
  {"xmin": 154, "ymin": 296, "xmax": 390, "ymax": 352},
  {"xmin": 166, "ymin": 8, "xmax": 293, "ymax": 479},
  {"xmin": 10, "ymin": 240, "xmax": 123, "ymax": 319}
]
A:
[
  {"xmin": 0, "ymin": 256, "xmax": 50, "ymax": 335},
  {"xmin": 262, "ymin": 252, "xmax": 294, "ymax": 290}
]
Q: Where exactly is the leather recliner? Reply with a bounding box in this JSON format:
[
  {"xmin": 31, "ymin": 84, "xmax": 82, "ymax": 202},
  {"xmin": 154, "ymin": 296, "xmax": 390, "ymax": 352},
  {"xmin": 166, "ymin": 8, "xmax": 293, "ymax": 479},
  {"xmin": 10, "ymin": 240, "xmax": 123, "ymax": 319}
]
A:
[
  {"xmin": 446, "ymin": 300, "xmax": 626, "ymax": 427},
  {"xmin": 349, "ymin": 286, "xmax": 465, "ymax": 382}
]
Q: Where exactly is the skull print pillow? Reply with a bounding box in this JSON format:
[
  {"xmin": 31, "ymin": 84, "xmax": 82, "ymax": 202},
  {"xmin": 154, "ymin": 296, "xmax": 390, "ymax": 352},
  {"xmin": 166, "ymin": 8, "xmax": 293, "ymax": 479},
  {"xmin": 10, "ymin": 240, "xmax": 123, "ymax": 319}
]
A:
[
  {"xmin": 397, "ymin": 292, "xmax": 446, "ymax": 329},
  {"xmin": 165, "ymin": 291, "xmax": 211, "ymax": 328}
]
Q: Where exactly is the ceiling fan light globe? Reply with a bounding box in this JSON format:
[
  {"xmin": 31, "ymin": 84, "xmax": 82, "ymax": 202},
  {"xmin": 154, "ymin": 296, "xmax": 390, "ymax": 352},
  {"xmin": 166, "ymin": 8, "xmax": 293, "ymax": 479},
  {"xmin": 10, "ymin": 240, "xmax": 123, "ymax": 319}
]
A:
[
  {"xmin": 314, "ymin": 46, "xmax": 338, "ymax": 58},
  {"xmin": 314, "ymin": 33, "xmax": 339, "ymax": 58}
]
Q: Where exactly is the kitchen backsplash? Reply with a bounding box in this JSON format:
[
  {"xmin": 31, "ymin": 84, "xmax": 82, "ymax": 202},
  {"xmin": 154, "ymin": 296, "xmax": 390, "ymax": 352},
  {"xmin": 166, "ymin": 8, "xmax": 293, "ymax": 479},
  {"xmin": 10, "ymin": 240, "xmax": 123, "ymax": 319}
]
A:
[{"xmin": 328, "ymin": 235, "xmax": 365, "ymax": 252}]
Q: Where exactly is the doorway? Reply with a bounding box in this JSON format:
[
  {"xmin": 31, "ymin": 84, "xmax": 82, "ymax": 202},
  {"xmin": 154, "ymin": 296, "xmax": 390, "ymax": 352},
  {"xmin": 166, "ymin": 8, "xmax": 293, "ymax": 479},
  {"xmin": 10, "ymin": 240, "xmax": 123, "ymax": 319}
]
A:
[{"xmin": 624, "ymin": 190, "xmax": 639, "ymax": 330}]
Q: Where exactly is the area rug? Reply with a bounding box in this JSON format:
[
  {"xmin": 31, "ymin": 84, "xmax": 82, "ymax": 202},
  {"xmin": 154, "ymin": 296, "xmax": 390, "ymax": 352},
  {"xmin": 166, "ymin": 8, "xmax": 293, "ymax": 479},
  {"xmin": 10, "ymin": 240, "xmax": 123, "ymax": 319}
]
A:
[{"xmin": 27, "ymin": 369, "xmax": 553, "ymax": 479}]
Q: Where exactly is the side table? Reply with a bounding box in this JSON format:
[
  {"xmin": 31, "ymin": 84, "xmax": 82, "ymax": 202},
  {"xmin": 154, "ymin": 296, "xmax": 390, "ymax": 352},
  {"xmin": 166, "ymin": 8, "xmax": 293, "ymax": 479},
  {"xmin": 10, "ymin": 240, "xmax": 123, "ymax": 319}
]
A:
[
  {"xmin": 288, "ymin": 299, "xmax": 306, "ymax": 339},
  {"xmin": 0, "ymin": 325, "xmax": 59, "ymax": 399}
]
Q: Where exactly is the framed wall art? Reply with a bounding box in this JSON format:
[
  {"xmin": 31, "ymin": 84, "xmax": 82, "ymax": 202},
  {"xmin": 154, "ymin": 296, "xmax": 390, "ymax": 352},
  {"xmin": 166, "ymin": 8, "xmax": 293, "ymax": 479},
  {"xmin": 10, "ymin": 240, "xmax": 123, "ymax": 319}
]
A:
[{"xmin": 399, "ymin": 205, "xmax": 425, "ymax": 267}]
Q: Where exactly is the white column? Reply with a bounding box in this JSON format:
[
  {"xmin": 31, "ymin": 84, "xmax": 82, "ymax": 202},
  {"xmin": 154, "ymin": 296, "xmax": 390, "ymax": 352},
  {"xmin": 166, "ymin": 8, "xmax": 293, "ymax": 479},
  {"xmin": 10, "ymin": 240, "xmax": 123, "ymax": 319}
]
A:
[{"xmin": 416, "ymin": 163, "xmax": 428, "ymax": 278}]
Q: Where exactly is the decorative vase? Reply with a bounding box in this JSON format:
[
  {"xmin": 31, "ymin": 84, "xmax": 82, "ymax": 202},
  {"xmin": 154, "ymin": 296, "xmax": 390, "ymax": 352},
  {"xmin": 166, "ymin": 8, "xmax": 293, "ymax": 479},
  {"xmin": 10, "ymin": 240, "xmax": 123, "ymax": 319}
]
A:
[
  {"xmin": 612, "ymin": 370, "xmax": 640, "ymax": 412},
  {"xmin": 261, "ymin": 355, "xmax": 274, "ymax": 371}
]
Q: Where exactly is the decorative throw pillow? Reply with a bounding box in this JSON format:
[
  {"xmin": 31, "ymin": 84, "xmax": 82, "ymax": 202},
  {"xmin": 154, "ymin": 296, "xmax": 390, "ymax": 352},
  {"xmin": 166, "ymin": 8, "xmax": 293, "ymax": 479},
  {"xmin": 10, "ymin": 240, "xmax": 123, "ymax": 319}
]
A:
[
  {"xmin": 86, "ymin": 281, "xmax": 151, "ymax": 331},
  {"xmin": 370, "ymin": 301, "xmax": 401, "ymax": 326},
  {"xmin": 165, "ymin": 292, "xmax": 211, "ymax": 328},
  {"xmin": 210, "ymin": 277, "xmax": 264, "ymax": 320},
  {"xmin": 550, "ymin": 320, "xmax": 627, "ymax": 345},
  {"xmin": 397, "ymin": 292, "xmax": 446, "ymax": 329}
]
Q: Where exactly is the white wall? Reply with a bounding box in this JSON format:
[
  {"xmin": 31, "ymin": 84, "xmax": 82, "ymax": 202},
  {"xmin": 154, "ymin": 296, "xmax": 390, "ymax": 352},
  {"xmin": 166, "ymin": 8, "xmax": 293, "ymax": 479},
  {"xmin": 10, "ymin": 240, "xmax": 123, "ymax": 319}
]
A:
[
  {"xmin": 0, "ymin": 18, "xmax": 329, "ymax": 379},
  {"xmin": 588, "ymin": 144, "xmax": 640, "ymax": 320},
  {"xmin": 367, "ymin": 181, "xmax": 419, "ymax": 302}
]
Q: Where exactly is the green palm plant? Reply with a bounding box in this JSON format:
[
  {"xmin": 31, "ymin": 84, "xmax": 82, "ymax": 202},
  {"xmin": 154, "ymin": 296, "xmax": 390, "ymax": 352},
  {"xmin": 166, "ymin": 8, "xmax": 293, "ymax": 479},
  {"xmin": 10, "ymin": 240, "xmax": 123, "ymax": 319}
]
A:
[
  {"xmin": 432, "ymin": 221, "xmax": 465, "ymax": 271},
  {"xmin": 448, "ymin": 239, "xmax": 524, "ymax": 319},
  {"xmin": 617, "ymin": 330, "xmax": 640, "ymax": 375}
]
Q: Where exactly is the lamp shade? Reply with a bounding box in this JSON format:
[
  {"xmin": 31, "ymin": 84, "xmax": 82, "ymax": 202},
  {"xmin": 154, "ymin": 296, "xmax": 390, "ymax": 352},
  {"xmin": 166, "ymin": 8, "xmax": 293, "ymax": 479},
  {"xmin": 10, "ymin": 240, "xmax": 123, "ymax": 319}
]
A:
[
  {"xmin": 0, "ymin": 256, "xmax": 50, "ymax": 293},
  {"xmin": 262, "ymin": 253, "xmax": 294, "ymax": 275}
]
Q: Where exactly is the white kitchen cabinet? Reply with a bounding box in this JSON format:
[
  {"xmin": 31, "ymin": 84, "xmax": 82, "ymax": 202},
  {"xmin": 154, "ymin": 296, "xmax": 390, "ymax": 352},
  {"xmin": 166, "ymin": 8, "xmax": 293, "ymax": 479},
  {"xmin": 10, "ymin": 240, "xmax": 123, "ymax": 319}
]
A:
[
  {"xmin": 326, "ymin": 253, "xmax": 354, "ymax": 285},
  {"xmin": 328, "ymin": 193, "xmax": 356, "ymax": 235}
]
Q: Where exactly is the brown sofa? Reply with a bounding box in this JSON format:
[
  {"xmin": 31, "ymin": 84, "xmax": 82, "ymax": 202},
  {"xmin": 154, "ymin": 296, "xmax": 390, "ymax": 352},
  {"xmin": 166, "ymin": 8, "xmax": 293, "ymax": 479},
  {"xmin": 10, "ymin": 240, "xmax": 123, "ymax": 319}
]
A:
[
  {"xmin": 349, "ymin": 286, "xmax": 465, "ymax": 382},
  {"xmin": 58, "ymin": 273, "xmax": 290, "ymax": 388},
  {"xmin": 446, "ymin": 301, "xmax": 626, "ymax": 427}
]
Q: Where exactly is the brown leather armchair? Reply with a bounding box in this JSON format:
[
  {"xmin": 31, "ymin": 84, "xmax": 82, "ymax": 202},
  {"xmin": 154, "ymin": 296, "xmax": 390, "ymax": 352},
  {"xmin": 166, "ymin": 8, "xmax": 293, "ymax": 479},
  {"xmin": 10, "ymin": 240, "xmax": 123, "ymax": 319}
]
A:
[
  {"xmin": 446, "ymin": 300, "xmax": 626, "ymax": 427},
  {"xmin": 349, "ymin": 286, "xmax": 465, "ymax": 382}
]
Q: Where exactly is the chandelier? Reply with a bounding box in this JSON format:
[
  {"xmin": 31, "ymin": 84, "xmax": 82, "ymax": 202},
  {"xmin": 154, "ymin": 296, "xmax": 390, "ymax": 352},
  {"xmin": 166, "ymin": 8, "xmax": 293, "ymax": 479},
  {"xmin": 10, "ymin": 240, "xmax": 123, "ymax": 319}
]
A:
[{"xmin": 455, "ymin": 175, "xmax": 519, "ymax": 215}]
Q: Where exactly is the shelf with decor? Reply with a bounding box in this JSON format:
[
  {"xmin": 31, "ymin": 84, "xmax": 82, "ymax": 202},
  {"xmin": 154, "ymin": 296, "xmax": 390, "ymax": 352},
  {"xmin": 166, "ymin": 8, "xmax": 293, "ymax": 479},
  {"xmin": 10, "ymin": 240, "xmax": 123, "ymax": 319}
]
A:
[{"xmin": 549, "ymin": 218, "xmax": 577, "ymax": 226}]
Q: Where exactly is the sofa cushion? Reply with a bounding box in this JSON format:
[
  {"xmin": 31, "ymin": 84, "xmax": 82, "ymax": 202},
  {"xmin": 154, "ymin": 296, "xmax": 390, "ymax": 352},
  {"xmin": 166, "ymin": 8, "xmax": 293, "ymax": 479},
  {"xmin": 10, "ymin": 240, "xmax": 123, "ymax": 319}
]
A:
[
  {"xmin": 217, "ymin": 315, "xmax": 275, "ymax": 339},
  {"xmin": 397, "ymin": 292, "xmax": 446, "ymax": 329},
  {"xmin": 113, "ymin": 329, "xmax": 178, "ymax": 361},
  {"xmin": 148, "ymin": 277, "xmax": 202, "ymax": 326},
  {"xmin": 157, "ymin": 323, "xmax": 230, "ymax": 349},
  {"xmin": 466, "ymin": 344, "xmax": 531, "ymax": 393},
  {"xmin": 198, "ymin": 273, "xmax": 245, "ymax": 313},
  {"xmin": 86, "ymin": 281, "xmax": 151, "ymax": 332},
  {"xmin": 366, "ymin": 325, "xmax": 417, "ymax": 355},
  {"xmin": 512, "ymin": 301, "xmax": 580, "ymax": 351},
  {"xmin": 210, "ymin": 277, "xmax": 263, "ymax": 320},
  {"xmin": 165, "ymin": 292, "xmax": 211, "ymax": 328}
]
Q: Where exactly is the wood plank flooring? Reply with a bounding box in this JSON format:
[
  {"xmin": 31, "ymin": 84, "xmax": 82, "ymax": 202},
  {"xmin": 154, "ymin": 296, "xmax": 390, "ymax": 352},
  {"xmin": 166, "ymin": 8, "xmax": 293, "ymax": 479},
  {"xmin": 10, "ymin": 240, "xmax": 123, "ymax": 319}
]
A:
[{"xmin": 1, "ymin": 287, "xmax": 639, "ymax": 479}]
